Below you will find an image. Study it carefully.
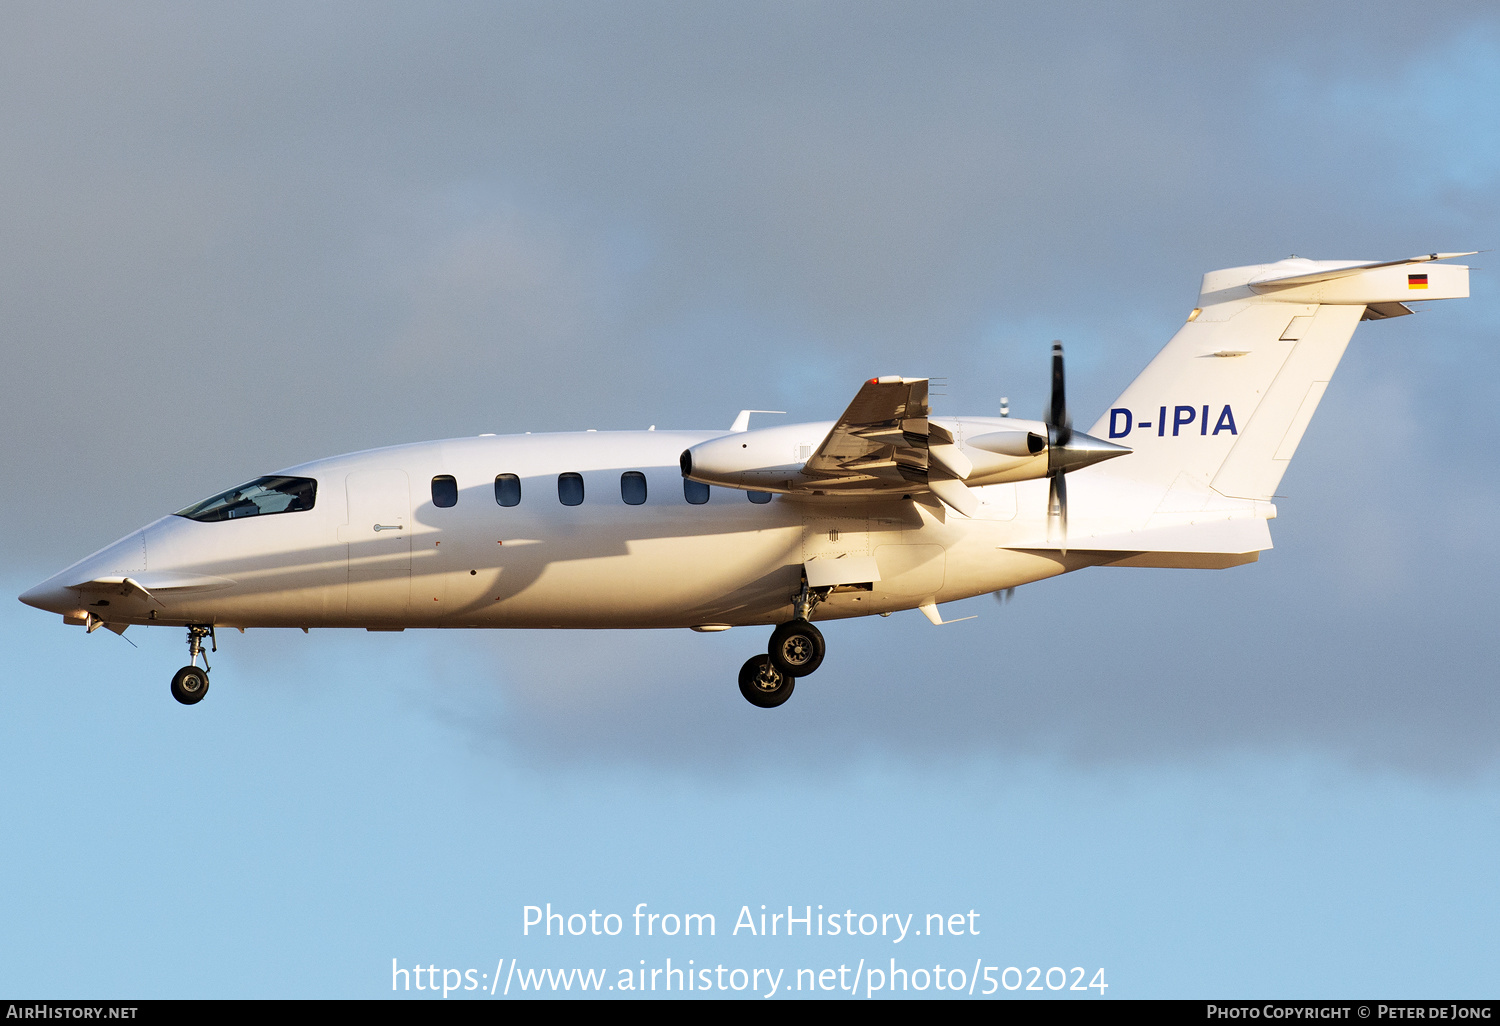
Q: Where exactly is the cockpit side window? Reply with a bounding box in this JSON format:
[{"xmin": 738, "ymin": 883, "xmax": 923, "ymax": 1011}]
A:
[{"xmin": 175, "ymin": 476, "xmax": 317, "ymax": 522}]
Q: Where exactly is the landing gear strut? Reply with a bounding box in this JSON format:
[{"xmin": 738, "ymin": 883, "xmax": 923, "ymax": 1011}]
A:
[
  {"xmin": 170, "ymin": 625, "xmax": 215, "ymax": 705},
  {"xmin": 768, "ymin": 577, "xmax": 828, "ymax": 677},
  {"xmin": 790, "ymin": 577, "xmax": 830, "ymax": 625},
  {"xmin": 734, "ymin": 576, "xmax": 831, "ymax": 708}
]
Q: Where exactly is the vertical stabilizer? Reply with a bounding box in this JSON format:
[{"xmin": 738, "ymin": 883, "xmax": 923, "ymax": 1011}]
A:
[{"xmin": 1083, "ymin": 254, "xmax": 1469, "ymax": 509}]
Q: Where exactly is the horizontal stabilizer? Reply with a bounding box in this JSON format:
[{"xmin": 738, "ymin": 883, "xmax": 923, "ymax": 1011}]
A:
[{"xmin": 1248, "ymin": 252, "xmax": 1476, "ymax": 289}]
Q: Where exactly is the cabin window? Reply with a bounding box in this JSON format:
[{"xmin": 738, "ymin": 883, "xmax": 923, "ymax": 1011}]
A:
[
  {"xmin": 748, "ymin": 490, "xmax": 772, "ymax": 504},
  {"xmin": 431, "ymin": 475, "xmax": 458, "ymax": 508},
  {"xmin": 175, "ymin": 476, "xmax": 317, "ymax": 522},
  {"xmin": 684, "ymin": 479, "xmax": 709, "ymax": 505},
  {"xmin": 558, "ymin": 472, "xmax": 585, "ymax": 506},
  {"xmin": 621, "ymin": 471, "xmax": 647, "ymax": 505},
  {"xmin": 495, "ymin": 474, "xmax": 521, "ymax": 507}
]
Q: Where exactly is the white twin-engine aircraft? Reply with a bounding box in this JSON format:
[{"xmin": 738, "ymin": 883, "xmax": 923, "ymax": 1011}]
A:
[{"xmin": 20, "ymin": 254, "xmax": 1473, "ymax": 707}]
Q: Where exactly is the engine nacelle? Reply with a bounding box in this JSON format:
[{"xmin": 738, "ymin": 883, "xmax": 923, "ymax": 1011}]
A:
[
  {"xmin": 680, "ymin": 416, "xmax": 1124, "ymax": 497},
  {"xmin": 680, "ymin": 422, "xmax": 836, "ymax": 492}
]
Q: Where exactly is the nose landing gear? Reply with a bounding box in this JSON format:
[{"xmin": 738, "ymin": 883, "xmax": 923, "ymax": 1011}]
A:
[
  {"xmin": 170, "ymin": 625, "xmax": 215, "ymax": 705},
  {"xmin": 170, "ymin": 665, "xmax": 209, "ymax": 705}
]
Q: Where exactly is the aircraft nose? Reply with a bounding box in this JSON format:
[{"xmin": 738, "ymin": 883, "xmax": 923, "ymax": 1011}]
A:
[
  {"xmin": 18, "ymin": 527, "xmax": 150, "ymax": 617},
  {"xmin": 18, "ymin": 575, "xmax": 76, "ymax": 615}
]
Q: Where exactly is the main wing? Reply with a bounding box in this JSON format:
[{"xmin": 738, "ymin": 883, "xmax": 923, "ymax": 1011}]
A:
[
  {"xmin": 682, "ymin": 373, "xmax": 1128, "ymax": 515},
  {"xmin": 681, "ymin": 376, "xmax": 1089, "ymax": 516},
  {"xmin": 799, "ymin": 376, "xmax": 978, "ymax": 512}
]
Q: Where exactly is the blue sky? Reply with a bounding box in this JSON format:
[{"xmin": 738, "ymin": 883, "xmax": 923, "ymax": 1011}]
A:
[{"xmin": 3, "ymin": 2, "xmax": 1498, "ymax": 999}]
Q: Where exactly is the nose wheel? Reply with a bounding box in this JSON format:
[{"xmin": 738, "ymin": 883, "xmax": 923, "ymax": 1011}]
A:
[
  {"xmin": 171, "ymin": 625, "xmax": 216, "ymax": 706},
  {"xmin": 171, "ymin": 665, "xmax": 210, "ymax": 705}
]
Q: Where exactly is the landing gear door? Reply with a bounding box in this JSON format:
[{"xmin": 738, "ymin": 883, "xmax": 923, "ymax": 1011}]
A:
[
  {"xmin": 345, "ymin": 470, "xmax": 411, "ymax": 619},
  {"xmin": 802, "ymin": 515, "xmax": 878, "ymax": 588}
]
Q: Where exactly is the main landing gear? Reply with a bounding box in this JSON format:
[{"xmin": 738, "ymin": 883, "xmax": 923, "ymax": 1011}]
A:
[
  {"xmin": 736, "ymin": 580, "xmax": 828, "ymax": 709},
  {"xmin": 170, "ymin": 625, "xmax": 215, "ymax": 705},
  {"xmin": 768, "ymin": 619, "xmax": 825, "ymax": 677},
  {"xmin": 739, "ymin": 654, "xmax": 794, "ymax": 708}
]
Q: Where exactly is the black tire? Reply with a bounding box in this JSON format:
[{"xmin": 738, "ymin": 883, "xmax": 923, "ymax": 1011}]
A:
[
  {"xmin": 768, "ymin": 619, "xmax": 825, "ymax": 677},
  {"xmin": 738, "ymin": 654, "xmax": 795, "ymax": 709},
  {"xmin": 170, "ymin": 666, "xmax": 210, "ymax": 706}
]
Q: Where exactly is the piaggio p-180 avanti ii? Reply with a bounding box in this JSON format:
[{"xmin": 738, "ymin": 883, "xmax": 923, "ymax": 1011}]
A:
[{"xmin": 20, "ymin": 254, "xmax": 1472, "ymax": 707}]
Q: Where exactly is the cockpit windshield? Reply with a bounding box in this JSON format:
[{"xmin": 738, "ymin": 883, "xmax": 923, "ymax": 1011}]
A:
[{"xmin": 175, "ymin": 476, "xmax": 317, "ymax": 522}]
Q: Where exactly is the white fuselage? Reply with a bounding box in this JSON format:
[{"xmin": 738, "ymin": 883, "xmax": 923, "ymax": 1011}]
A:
[{"xmin": 27, "ymin": 424, "xmax": 1075, "ymax": 632}]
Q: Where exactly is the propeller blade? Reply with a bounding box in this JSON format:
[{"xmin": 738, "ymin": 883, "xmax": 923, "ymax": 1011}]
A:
[
  {"xmin": 1045, "ymin": 340, "xmax": 1070, "ymax": 552},
  {"xmin": 1048, "ymin": 469, "xmax": 1068, "ymax": 552},
  {"xmin": 1048, "ymin": 340, "xmax": 1071, "ymax": 446},
  {"xmin": 1038, "ymin": 338, "xmax": 1129, "ymax": 553}
]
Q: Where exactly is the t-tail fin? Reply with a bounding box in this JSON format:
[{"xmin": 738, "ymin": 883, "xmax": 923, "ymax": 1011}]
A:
[{"xmin": 1084, "ymin": 253, "xmax": 1471, "ymax": 507}]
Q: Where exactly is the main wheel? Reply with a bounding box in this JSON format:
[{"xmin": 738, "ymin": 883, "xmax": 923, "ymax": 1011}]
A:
[
  {"xmin": 768, "ymin": 619, "xmax": 825, "ymax": 677},
  {"xmin": 738, "ymin": 654, "xmax": 795, "ymax": 709},
  {"xmin": 170, "ymin": 666, "xmax": 210, "ymax": 705}
]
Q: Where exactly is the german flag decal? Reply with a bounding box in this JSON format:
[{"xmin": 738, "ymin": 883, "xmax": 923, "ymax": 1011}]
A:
[{"xmin": 1409, "ymin": 273, "xmax": 1429, "ymax": 289}]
